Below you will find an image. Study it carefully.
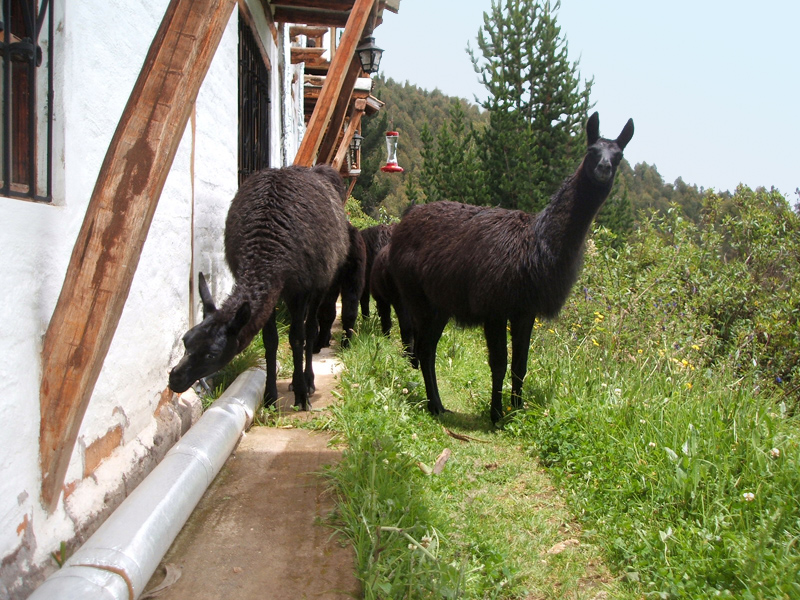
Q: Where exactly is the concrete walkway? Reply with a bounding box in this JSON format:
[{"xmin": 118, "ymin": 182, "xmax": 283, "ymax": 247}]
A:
[{"xmin": 145, "ymin": 346, "xmax": 360, "ymax": 600}]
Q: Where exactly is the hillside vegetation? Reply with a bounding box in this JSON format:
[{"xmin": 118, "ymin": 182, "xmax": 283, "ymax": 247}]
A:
[{"xmin": 355, "ymin": 76, "xmax": 740, "ymax": 233}]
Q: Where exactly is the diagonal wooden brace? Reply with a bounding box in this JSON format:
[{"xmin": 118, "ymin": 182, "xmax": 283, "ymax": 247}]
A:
[{"xmin": 38, "ymin": 0, "xmax": 236, "ymax": 512}]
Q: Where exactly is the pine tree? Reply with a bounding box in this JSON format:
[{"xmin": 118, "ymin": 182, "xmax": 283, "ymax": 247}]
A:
[
  {"xmin": 469, "ymin": 0, "xmax": 593, "ymax": 212},
  {"xmin": 418, "ymin": 101, "xmax": 486, "ymax": 205},
  {"xmin": 418, "ymin": 123, "xmax": 441, "ymax": 204}
]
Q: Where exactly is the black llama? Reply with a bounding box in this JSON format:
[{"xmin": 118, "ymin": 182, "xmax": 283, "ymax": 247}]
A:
[
  {"xmin": 389, "ymin": 112, "xmax": 634, "ymax": 423},
  {"xmin": 359, "ymin": 224, "xmax": 394, "ymax": 333},
  {"xmin": 169, "ymin": 164, "xmax": 350, "ymax": 410},
  {"xmin": 314, "ymin": 223, "xmax": 367, "ymax": 352},
  {"xmin": 370, "ymin": 244, "xmax": 416, "ymax": 366}
]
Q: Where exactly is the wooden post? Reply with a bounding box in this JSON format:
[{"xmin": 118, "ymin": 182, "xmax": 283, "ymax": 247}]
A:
[
  {"xmin": 38, "ymin": 0, "xmax": 236, "ymax": 512},
  {"xmin": 332, "ymin": 99, "xmax": 366, "ymax": 172},
  {"xmin": 293, "ymin": 0, "xmax": 376, "ymax": 166},
  {"xmin": 316, "ymin": 55, "xmax": 362, "ymax": 164}
]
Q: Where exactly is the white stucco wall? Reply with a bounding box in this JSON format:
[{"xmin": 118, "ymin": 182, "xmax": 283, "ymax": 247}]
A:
[{"xmin": 0, "ymin": 1, "xmax": 289, "ymax": 597}]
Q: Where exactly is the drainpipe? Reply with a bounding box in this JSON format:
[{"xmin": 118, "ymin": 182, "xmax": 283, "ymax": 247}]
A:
[{"xmin": 29, "ymin": 368, "xmax": 266, "ymax": 600}]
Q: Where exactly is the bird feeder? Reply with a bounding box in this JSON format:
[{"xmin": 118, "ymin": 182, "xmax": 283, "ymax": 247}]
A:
[{"xmin": 380, "ymin": 131, "xmax": 404, "ymax": 173}]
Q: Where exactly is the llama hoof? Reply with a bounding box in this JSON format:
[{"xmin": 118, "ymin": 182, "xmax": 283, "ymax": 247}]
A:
[
  {"xmin": 490, "ymin": 408, "xmax": 506, "ymax": 425},
  {"xmin": 427, "ymin": 401, "xmax": 449, "ymax": 416},
  {"xmin": 294, "ymin": 399, "xmax": 311, "ymax": 411}
]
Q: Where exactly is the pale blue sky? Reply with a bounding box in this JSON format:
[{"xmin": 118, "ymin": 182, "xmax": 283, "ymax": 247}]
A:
[{"xmin": 376, "ymin": 1, "xmax": 799, "ymax": 197}]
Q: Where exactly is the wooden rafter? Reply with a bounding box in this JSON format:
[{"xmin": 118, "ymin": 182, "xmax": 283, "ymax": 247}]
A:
[
  {"xmin": 241, "ymin": 0, "xmax": 273, "ymax": 72},
  {"xmin": 274, "ymin": 7, "xmax": 350, "ymax": 27},
  {"xmin": 273, "ymin": 0, "xmax": 355, "ymax": 9},
  {"xmin": 38, "ymin": 0, "xmax": 236, "ymax": 512},
  {"xmin": 294, "ymin": 0, "xmax": 376, "ymax": 166},
  {"xmin": 291, "ymin": 46, "xmax": 327, "ymax": 66},
  {"xmin": 316, "ymin": 55, "xmax": 362, "ymax": 163}
]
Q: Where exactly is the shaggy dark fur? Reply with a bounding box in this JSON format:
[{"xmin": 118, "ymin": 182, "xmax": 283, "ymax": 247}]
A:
[
  {"xmin": 315, "ymin": 223, "xmax": 367, "ymax": 352},
  {"xmin": 390, "ymin": 112, "xmax": 634, "ymax": 423},
  {"xmin": 169, "ymin": 164, "xmax": 349, "ymax": 410},
  {"xmin": 359, "ymin": 224, "xmax": 394, "ymax": 332},
  {"xmin": 370, "ymin": 244, "xmax": 416, "ymax": 366}
]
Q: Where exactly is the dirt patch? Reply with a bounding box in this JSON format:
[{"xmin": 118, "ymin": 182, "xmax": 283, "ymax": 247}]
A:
[{"xmin": 146, "ymin": 347, "xmax": 359, "ymax": 599}]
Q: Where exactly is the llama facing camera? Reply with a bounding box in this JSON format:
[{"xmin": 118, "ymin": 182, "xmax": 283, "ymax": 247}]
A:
[{"xmin": 389, "ymin": 112, "xmax": 634, "ymax": 424}]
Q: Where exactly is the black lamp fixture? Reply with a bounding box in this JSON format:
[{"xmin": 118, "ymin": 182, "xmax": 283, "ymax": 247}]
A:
[
  {"xmin": 349, "ymin": 131, "xmax": 364, "ymax": 153},
  {"xmin": 355, "ymin": 36, "xmax": 383, "ymax": 75}
]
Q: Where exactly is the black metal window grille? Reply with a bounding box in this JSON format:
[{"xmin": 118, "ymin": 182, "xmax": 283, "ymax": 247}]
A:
[
  {"xmin": 238, "ymin": 16, "xmax": 270, "ymax": 186},
  {"xmin": 1, "ymin": 0, "xmax": 53, "ymax": 202}
]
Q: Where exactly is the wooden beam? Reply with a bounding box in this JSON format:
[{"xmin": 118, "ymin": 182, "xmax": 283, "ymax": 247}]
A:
[
  {"xmin": 240, "ymin": 0, "xmax": 273, "ymax": 72},
  {"xmin": 316, "ymin": 55, "xmax": 362, "ymax": 164},
  {"xmin": 272, "ymin": 0, "xmax": 355, "ymax": 10},
  {"xmin": 291, "ymin": 46, "xmax": 327, "ymax": 65},
  {"xmin": 256, "ymin": 0, "xmax": 279, "ymax": 42},
  {"xmin": 331, "ymin": 100, "xmax": 366, "ymax": 171},
  {"xmin": 38, "ymin": 0, "xmax": 236, "ymax": 512},
  {"xmin": 273, "ymin": 7, "xmax": 350, "ymax": 28},
  {"xmin": 293, "ymin": 0, "xmax": 375, "ymax": 166},
  {"xmin": 289, "ymin": 25, "xmax": 329, "ymax": 38}
]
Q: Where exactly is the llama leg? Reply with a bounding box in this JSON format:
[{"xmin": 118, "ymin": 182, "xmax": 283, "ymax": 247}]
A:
[
  {"xmin": 376, "ymin": 297, "xmax": 392, "ymax": 336},
  {"xmin": 415, "ymin": 312, "xmax": 448, "ymax": 415},
  {"xmin": 360, "ymin": 284, "xmax": 371, "ymax": 318},
  {"xmin": 395, "ymin": 299, "xmax": 417, "ymax": 368},
  {"xmin": 484, "ymin": 319, "xmax": 508, "ymax": 424},
  {"xmin": 287, "ymin": 296, "xmax": 311, "ymax": 410},
  {"xmin": 509, "ymin": 318, "xmax": 534, "ymax": 410},
  {"xmin": 314, "ymin": 287, "xmax": 337, "ymax": 353},
  {"xmin": 339, "ymin": 284, "xmax": 360, "ymax": 349},
  {"xmin": 262, "ymin": 310, "xmax": 279, "ymax": 406},
  {"xmin": 304, "ymin": 294, "xmax": 322, "ymax": 399}
]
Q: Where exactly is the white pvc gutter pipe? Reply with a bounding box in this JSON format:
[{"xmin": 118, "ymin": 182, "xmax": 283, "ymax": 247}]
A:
[{"xmin": 29, "ymin": 368, "xmax": 266, "ymax": 600}]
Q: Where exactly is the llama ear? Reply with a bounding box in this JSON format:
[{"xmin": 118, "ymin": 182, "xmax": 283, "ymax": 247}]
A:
[
  {"xmin": 228, "ymin": 302, "xmax": 251, "ymax": 335},
  {"xmin": 586, "ymin": 112, "xmax": 600, "ymax": 146},
  {"xmin": 198, "ymin": 272, "xmax": 217, "ymax": 317},
  {"xmin": 616, "ymin": 118, "xmax": 634, "ymax": 150}
]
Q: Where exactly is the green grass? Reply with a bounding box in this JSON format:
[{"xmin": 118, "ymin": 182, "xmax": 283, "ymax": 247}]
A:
[
  {"xmin": 323, "ymin": 317, "xmax": 633, "ymax": 599},
  {"xmin": 508, "ymin": 324, "xmax": 800, "ymax": 599},
  {"xmin": 323, "ymin": 301, "xmax": 800, "ymax": 598}
]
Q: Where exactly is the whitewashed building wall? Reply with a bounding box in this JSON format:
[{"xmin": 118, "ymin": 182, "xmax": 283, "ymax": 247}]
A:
[{"xmin": 0, "ymin": 2, "xmax": 301, "ymax": 597}]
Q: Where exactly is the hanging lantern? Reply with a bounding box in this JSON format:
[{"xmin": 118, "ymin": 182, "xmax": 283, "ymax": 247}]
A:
[
  {"xmin": 380, "ymin": 131, "xmax": 404, "ymax": 173},
  {"xmin": 349, "ymin": 131, "xmax": 363, "ymax": 154},
  {"xmin": 348, "ymin": 131, "xmax": 363, "ymax": 172},
  {"xmin": 355, "ymin": 36, "xmax": 383, "ymax": 75}
]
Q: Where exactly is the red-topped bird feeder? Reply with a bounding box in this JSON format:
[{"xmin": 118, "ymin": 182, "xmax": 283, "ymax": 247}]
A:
[{"xmin": 380, "ymin": 130, "xmax": 404, "ymax": 173}]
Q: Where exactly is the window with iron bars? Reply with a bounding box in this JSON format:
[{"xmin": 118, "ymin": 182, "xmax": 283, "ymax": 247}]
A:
[
  {"xmin": 1, "ymin": 0, "xmax": 53, "ymax": 202},
  {"xmin": 238, "ymin": 15, "xmax": 270, "ymax": 186}
]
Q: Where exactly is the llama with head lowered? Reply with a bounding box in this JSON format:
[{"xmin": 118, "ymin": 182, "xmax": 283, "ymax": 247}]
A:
[
  {"xmin": 169, "ymin": 164, "xmax": 349, "ymax": 410},
  {"xmin": 389, "ymin": 112, "xmax": 634, "ymax": 423}
]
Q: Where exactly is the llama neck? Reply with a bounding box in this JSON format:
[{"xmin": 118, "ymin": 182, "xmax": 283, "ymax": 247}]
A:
[
  {"xmin": 219, "ymin": 279, "xmax": 281, "ymax": 351},
  {"xmin": 532, "ymin": 163, "xmax": 611, "ymax": 266}
]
